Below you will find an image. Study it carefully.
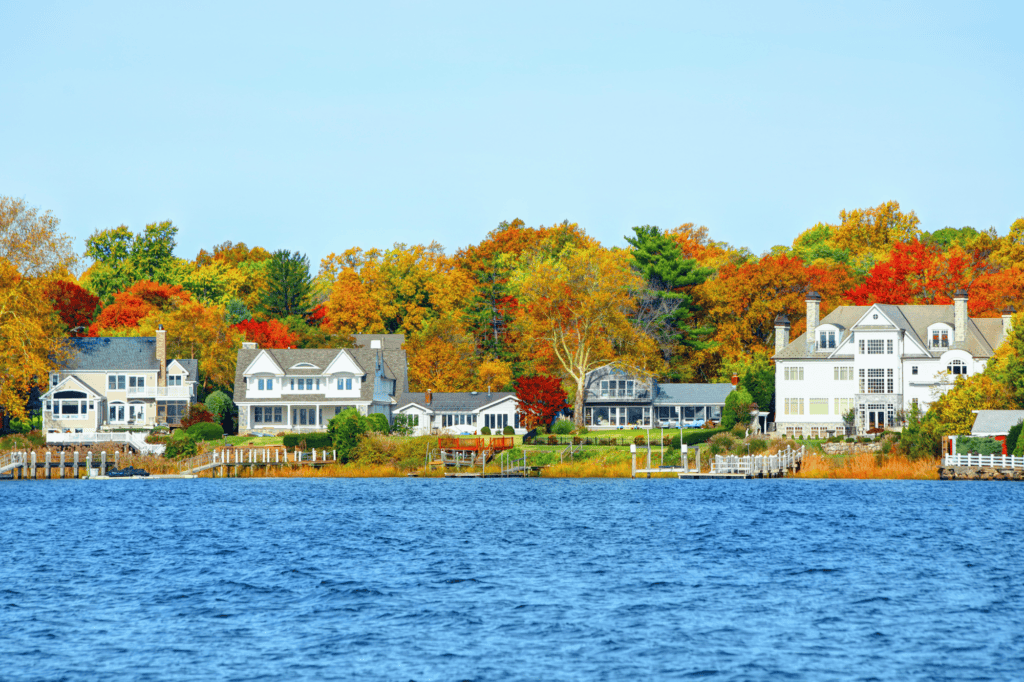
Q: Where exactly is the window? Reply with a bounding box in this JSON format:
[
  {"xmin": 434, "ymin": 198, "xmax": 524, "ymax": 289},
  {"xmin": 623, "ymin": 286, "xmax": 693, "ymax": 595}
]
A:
[
  {"xmin": 834, "ymin": 366, "xmax": 854, "ymax": 381},
  {"xmin": 128, "ymin": 376, "xmax": 145, "ymax": 388},
  {"xmin": 51, "ymin": 374, "xmax": 58, "ymax": 387},
  {"xmin": 784, "ymin": 367, "xmax": 804, "ymax": 381},
  {"xmin": 258, "ymin": 378, "xmax": 265, "ymax": 390},
  {"xmin": 859, "ymin": 339, "xmax": 864, "ymax": 354},
  {"xmin": 834, "ymin": 397, "xmax": 854, "ymax": 416},
  {"xmin": 867, "ymin": 369, "xmax": 885, "ymax": 394},
  {"xmin": 809, "ymin": 398, "xmax": 828, "ymax": 415},
  {"xmin": 932, "ymin": 329, "xmax": 949, "ymax": 348},
  {"xmin": 785, "ymin": 426, "xmax": 803, "ymax": 438},
  {"xmin": 887, "ymin": 368, "xmax": 894, "ymax": 393},
  {"xmin": 948, "ymin": 359, "xmax": 967, "ymax": 375},
  {"xmin": 819, "ymin": 331, "xmax": 836, "ymax": 349},
  {"xmin": 168, "ymin": 375, "xmax": 183, "ymax": 386},
  {"xmin": 784, "ymin": 398, "xmax": 804, "ymax": 415},
  {"xmin": 338, "ymin": 377, "xmax": 354, "ymax": 391},
  {"xmin": 887, "ymin": 340, "xmax": 893, "ymax": 354},
  {"xmin": 108, "ymin": 375, "xmax": 127, "ymax": 390},
  {"xmin": 109, "ymin": 404, "xmax": 125, "ymax": 422},
  {"xmin": 859, "ymin": 368, "xmax": 865, "ymax": 392},
  {"xmin": 912, "ymin": 366, "xmax": 918, "ymax": 376},
  {"xmin": 867, "ymin": 340, "xmax": 884, "ymax": 354}
]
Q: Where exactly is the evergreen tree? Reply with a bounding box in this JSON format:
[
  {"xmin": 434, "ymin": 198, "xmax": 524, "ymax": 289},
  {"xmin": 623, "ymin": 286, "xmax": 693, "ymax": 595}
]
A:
[
  {"xmin": 626, "ymin": 225, "xmax": 715, "ymax": 353},
  {"xmin": 259, "ymin": 250, "xmax": 313, "ymax": 318}
]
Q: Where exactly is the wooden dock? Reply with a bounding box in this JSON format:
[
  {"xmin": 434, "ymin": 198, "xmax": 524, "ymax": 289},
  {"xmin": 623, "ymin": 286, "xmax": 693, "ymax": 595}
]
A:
[
  {"xmin": 0, "ymin": 450, "xmax": 162, "ymax": 479},
  {"xmin": 632, "ymin": 446, "xmax": 804, "ymax": 479}
]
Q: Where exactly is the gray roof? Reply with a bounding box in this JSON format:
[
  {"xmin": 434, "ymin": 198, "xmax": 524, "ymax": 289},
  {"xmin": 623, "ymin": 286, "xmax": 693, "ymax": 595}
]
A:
[
  {"xmin": 774, "ymin": 304, "xmax": 1005, "ymax": 360},
  {"xmin": 169, "ymin": 359, "xmax": 198, "ymax": 379},
  {"xmin": 62, "ymin": 337, "xmax": 196, "ymax": 374},
  {"xmin": 351, "ymin": 334, "xmax": 406, "ymax": 350},
  {"xmin": 971, "ymin": 410, "xmax": 1024, "ymax": 436},
  {"xmin": 233, "ymin": 347, "xmax": 408, "ymax": 404},
  {"xmin": 397, "ymin": 391, "xmax": 517, "ymax": 412},
  {"xmin": 653, "ymin": 383, "xmax": 736, "ymax": 405}
]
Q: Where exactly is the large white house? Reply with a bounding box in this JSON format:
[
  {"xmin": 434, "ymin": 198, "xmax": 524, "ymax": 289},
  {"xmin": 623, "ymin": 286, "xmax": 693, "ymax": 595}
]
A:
[
  {"xmin": 773, "ymin": 291, "xmax": 1015, "ymax": 437},
  {"xmin": 233, "ymin": 334, "xmax": 409, "ymax": 435}
]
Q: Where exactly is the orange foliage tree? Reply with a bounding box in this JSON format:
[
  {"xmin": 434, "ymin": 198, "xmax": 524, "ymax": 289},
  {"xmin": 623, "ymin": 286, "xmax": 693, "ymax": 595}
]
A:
[
  {"xmin": 232, "ymin": 319, "xmax": 299, "ymax": 349},
  {"xmin": 45, "ymin": 280, "xmax": 100, "ymax": 332}
]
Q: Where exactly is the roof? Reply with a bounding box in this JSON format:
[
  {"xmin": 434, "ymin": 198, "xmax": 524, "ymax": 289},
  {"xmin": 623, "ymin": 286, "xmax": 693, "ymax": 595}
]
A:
[
  {"xmin": 351, "ymin": 334, "xmax": 405, "ymax": 350},
  {"xmin": 396, "ymin": 391, "xmax": 517, "ymax": 412},
  {"xmin": 233, "ymin": 347, "xmax": 408, "ymax": 403},
  {"xmin": 170, "ymin": 359, "xmax": 198, "ymax": 379},
  {"xmin": 61, "ymin": 337, "xmax": 196, "ymax": 373},
  {"xmin": 971, "ymin": 410, "xmax": 1024, "ymax": 436},
  {"xmin": 774, "ymin": 303, "xmax": 1005, "ymax": 360},
  {"xmin": 653, "ymin": 383, "xmax": 736, "ymax": 405}
]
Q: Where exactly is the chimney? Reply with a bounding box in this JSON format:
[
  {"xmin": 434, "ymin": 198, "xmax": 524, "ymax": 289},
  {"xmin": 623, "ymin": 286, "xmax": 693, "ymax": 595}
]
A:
[
  {"xmin": 1003, "ymin": 306, "xmax": 1016, "ymax": 343},
  {"xmin": 242, "ymin": 341, "xmax": 258, "ymax": 350},
  {"xmin": 156, "ymin": 325, "xmax": 167, "ymax": 387},
  {"xmin": 731, "ymin": 373, "xmax": 739, "ymax": 387},
  {"xmin": 954, "ymin": 289, "xmax": 969, "ymax": 344},
  {"xmin": 774, "ymin": 314, "xmax": 791, "ymax": 355},
  {"xmin": 487, "ymin": 384, "xmax": 492, "ymax": 397},
  {"xmin": 805, "ymin": 292, "xmax": 821, "ymax": 351},
  {"xmin": 426, "ymin": 389, "xmax": 432, "ymax": 405}
]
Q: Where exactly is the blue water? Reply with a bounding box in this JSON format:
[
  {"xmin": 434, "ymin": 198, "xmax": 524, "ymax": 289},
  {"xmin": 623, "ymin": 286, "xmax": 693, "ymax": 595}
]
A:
[{"xmin": 2, "ymin": 478, "xmax": 1023, "ymax": 681}]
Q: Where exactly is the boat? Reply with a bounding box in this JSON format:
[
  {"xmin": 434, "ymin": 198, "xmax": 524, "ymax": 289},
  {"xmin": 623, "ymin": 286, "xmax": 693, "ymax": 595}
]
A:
[{"xmin": 105, "ymin": 466, "xmax": 150, "ymax": 478}]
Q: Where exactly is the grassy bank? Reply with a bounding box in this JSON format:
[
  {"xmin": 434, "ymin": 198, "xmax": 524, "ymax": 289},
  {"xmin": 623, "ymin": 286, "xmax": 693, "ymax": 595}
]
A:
[{"xmin": 793, "ymin": 452, "xmax": 939, "ymax": 480}]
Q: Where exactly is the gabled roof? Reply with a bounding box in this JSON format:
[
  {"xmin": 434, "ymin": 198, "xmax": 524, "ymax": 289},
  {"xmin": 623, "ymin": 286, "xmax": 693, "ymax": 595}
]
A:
[
  {"xmin": 60, "ymin": 337, "xmax": 196, "ymax": 373},
  {"xmin": 234, "ymin": 346, "xmax": 408, "ymax": 404},
  {"xmin": 774, "ymin": 303, "xmax": 1005, "ymax": 360},
  {"xmin": 653, "ymin": 383, "xmax": 735, "ymax": 405},
  {"xmin": 971, "ymin": 410, "xmax": 1024, "ymax": 436},
  {"xmin": 396, "ymin": 392, "xmax": 517, "ymax": 412},
  {"xmin": 41, "ymin": 376, "xmax": 103, "ymax": 400}
]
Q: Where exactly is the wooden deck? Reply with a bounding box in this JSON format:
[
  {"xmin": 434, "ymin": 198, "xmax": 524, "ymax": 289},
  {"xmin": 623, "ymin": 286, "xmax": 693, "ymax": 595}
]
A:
[{"xmin": 437, "ymin": 436, "xmax": 515, "ymax": 453}]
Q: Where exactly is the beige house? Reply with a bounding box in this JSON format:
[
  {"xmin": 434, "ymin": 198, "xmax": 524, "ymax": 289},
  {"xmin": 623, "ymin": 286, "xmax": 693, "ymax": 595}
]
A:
[{"xmin": 41, "ymin": 326, "xmax": 198, "ymax": 433}]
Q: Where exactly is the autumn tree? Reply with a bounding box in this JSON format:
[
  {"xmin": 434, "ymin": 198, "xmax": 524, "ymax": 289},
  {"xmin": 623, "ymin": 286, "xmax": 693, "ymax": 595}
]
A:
[
  {"xmin": 514, "ymin": 375, "xmax": 569, "ymax": 430},
  {"xmin": 89, "ymin": 281, "xmax": 191, "ymax": 335},
  {"xmin": 259, "ymin": 250, "xmax": 314, "ymax": 318},
  {"xmin": 84, "ymin": 221, "xmax": 187, "ymax": 302},
  {"xmin": 45, "ymin": 280, "xmax": 100, "ymax": 332},
  {"xmin": 514, "ymin": 245, "xmax": 661, "ymax": 428},
  {"xmin": 136, "ymin": 302, "xmax": 244, "ymax": 391},
  {"xmin": 232, "ymin": 319, "xmax": 299, "ymax": 349},
  {"xmin": 0, "ymin": 197, "xmax": 78, "ymax": 277},
  {"xmin": 476, "ymin": 356, "xmax": 514, "ymax": 392},
  {"xmin": 405, "ymin": 312, "xmax": 479, "ymax": 392}
]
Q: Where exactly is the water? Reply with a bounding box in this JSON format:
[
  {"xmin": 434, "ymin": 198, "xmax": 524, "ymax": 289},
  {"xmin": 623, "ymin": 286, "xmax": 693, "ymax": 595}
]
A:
[{"xmin": 2, "ymin": 478, "xmax": 1023, "ymax": 681}]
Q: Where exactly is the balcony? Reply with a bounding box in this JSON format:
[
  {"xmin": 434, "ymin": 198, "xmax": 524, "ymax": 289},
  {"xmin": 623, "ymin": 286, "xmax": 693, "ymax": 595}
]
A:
[{"xmin": 126, "ymin": 385, "xmax": 191, "ymax": 399}]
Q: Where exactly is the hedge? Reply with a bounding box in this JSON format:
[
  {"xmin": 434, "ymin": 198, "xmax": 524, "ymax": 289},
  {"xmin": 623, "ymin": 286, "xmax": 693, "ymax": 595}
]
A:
[
  {"xmin": 670, "ymin": 426, "xmax": 731, "ymax": 449},
  {"xmin": 283, "ymin": 432, "xmax": 334, "ymax": 450},
  {"xmin": 523, "ymin": 426, "xmax": 731, "ymax": 448},
  {"xmin": 186, "ymin": 421, "xmax": 224, "ymax": 442}
]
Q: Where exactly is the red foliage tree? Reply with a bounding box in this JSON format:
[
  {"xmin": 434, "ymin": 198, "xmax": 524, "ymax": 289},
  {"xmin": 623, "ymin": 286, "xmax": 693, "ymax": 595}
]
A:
[
  {"xmin": 180, "ymin": 403, "xmax": 215, "ymax": 429},
  {"xmin": 89, "ymin": 280, "xmax": 192, "ymax": 335},
  {"xmin": 44, "ymin": 280, "xmax": 100, "ymax": 332},
  {"xmin": 232, "ymin": 319, "xmax": 299, "ymax": 349},
  {"xmin": 515, "ymin": 375, "xmax": 569, "ymax": 430},
  {"xmin": 307, "ymin": 303, "xmax": 327, "ymax": 326}
]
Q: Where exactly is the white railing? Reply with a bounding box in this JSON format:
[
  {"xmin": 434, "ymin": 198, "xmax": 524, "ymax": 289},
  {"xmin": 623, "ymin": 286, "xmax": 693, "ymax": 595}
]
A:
[
  {"xmin": 126, "ymin": 385, "xmax": 191, "ymax": 399},
  {"xmin": 711, "ymin": 446, "xmax": 803, "ymax": 477},
  {"xmin": 45, "ymin": 431, "xmax": 164, "ymax": 456},
  {"xmin": 944, "ymin": 453, "xmax": 1024, "ymax": 469}
]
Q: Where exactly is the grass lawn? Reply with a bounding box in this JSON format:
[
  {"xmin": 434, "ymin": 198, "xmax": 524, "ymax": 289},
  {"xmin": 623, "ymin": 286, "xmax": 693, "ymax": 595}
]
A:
[{"xmin": 221, "ymin": 435, "xmax": 286, "ymax": 447}]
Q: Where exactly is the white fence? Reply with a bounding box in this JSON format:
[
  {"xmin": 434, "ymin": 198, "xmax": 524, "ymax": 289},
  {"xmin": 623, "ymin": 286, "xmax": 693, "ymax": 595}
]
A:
[
  {"xmin": 711, "ymin": 446, "xmax": 803, "ymax": 477},
  {"xmin": 943, "ymin": 453, "xmax": 1024, "ymax": 469},
  {"xmin": 45, "ymin": 431, "xmax": 165, "ymax": 456}
]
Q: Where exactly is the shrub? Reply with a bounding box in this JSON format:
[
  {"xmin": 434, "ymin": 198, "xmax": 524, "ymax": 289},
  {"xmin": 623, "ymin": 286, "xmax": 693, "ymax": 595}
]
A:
[
  {"xmin": 1005, "ymin": 420, "xmax": 1023, "ymax": 457},
  {"xmin": 573, "ymin": 436, "xmax": 582, "ymax": 445},
  {"xmin": 204, "ymin": 390, "xmax": 233, "ymax": 421},
  {"xmin": 669, "ymin": 426, "xmax": 731, "ymax": 450},
  {"xmin": 634, "ymin": 435, "xmax": 647, "ymax": 446},
  {"xmin": 722, "ymin": 387, "xmax": 753, "ymax": 428},
  {"xmin": 707, "ymin": 432, "xmax": 736, "ymax": 455},
  {"xmin": 187, "ymin": 421, "xmax": 224, "ymax": 441},
  {"xmin": 503, "ymin": 425, "xmax": 514, "ymax": 435},
  {"xmin": 391, "ymin": 414, "xmax": 415, "ymax": 436},
  {"xmin": 328, "ymin": 408, "xmax": 368, "ymax": 463},
  {"xmin": 282, "ymin": 432, "xmax": 333, "ymax": 450},
  {"xmin": 480, "ymin": 425, "xmax": 491, "ymax": 435},
  {"xmin": 165, "ymin": 432, "xmax": 198, "ymax": 459},
  {"xmin": 547, "ymin": 435, "xmax": 558, "ymax": 445},
  {"xmin": 730, "ymin": 424, "xmax": 746, "ymax": 438},
  {"xmin": 552, "ymin": 418, "xmax": 573, "ymax": 435},
  {"xmin": 366, "ymin": 413, "xmax": 390, "ymax": 434},
  {"xmin": 181, "ymin": 403, "xmax": 215, "ymax": 429},
  {"xmin": 956, "ymin": 435, "xmax": 1002, "ymax": 456},
  {"xmin": 747, "ymin": 438, "xmax": 769, "ymax": 453}
]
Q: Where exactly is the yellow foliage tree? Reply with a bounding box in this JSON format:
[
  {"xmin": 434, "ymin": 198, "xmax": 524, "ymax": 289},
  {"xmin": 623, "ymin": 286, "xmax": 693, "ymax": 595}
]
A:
[
  {"xmin": 405, "ymin": 312, "xmax": 479, "ymax": 392},
  {"xmin": 514, "ymin": 245, "xmax": 662, "ymax": 427},
  {"xmin": 0, "ymin": 196, "xmax": 78, "ymax": 277},
  {"xmin": 476, "ymin": 356, "xmax": 513, "ymax": 392}
]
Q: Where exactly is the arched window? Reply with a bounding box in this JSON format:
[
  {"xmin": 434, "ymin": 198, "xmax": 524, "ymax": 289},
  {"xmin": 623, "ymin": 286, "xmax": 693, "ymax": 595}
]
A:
[
  {"xmin": 54, "ymin": 390, "xmax": 87, "ymax": 400},
  {"xmin": 948, "ymin": 359, "xmax": 967, "ymax": 375}
]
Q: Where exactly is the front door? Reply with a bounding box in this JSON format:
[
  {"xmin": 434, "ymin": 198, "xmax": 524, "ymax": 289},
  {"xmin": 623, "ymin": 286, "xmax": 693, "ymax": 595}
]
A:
[{"xmin": 869, "ymin": 410, "xmax": 884, "ymax": 429}]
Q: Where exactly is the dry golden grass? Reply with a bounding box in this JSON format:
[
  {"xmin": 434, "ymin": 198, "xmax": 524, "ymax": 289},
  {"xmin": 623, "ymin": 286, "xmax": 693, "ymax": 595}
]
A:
[
  {"xmin": 794, "ymin": 452, "xmax": 939, "ymax": 480},
  {"xmin": 542, "ymin": 460, "xmax": 634, "ymax": 478}
]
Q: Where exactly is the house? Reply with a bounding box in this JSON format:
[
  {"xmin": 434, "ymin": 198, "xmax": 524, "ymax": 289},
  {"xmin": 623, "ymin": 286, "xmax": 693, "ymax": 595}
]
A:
[
  {"xmin": 233, "ymin": 334, "xmax": 408, "ymax": 435},
  {"xmin": 581, "ymin": 365, "xmax": 735, "ymax": 429},
  {"xmin": 41, "ymin": 326, "xmax": 199, "ymax": 433},
  {"xmin": 970, "ymin": 410, "xmax": 1024, "ymax": 454},
  {"xmin": 394, "ymin": 390, "xmax": 522, "ymax": 436},
  {"xmin": 772, "ymin": 291, "xmax": 1014, "ymax": 438}
]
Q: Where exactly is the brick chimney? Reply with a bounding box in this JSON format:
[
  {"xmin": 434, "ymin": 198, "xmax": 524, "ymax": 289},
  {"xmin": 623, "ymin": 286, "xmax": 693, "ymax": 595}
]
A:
[
  {"xmin": 156, "ymin": 325, "xmax": 167, "ymax": 387},
  {"xmin": 731, "ymin": 373, "xmax": 739, "ymax": 387},
  {"xmin": 805, "ymin": 292, "xmax": 821, "ymax": 352},
  {"xmin": 242, "ymin": 342, "xmax": 258, "ymax": 350},
  {"xmin": 1003, "ymin": 306, "xmax": 1016, "ymax": 344},
  {"xmin": 426, "ymin": 389, "xmax": 432, "ymax": 405},
  {"xmin": 954, "ymin": 289, "xmax": 969, "ymax": 344},
  {"xmin": 774, "ymin": 314, "xmax": 791, "ymax": 355}
]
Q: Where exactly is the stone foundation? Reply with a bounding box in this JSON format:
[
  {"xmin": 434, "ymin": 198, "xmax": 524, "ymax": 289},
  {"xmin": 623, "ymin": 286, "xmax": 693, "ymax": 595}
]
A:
[{"xmin": 939, "ymin": 466, "xmax": 1024, "ymax": 481}]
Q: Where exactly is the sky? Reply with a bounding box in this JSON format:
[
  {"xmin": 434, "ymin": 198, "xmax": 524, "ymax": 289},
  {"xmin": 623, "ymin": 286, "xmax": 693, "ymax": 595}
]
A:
[{"xmin": 2, "ymin": 1, "xmax": 1022, "ymax": 270}]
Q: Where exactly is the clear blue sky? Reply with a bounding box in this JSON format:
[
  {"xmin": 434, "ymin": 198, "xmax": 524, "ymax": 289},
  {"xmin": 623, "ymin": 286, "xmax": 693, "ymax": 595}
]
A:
[{"xmin": 2, "ymin": 1, "xmax": 1022, "ymax": 270}]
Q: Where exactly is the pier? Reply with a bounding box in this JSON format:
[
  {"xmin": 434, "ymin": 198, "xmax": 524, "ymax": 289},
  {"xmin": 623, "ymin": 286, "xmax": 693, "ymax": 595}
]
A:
[
  {"xmin": 176, "ymin": 448, "xmax": 337, "ymax": 476},
  {"xmin": 0, "ymin": 449, "xmax": 163, "ymax": 479},
  {"xmin": 633, "ymin": 445, "xmax": 804, "ymax": 479}
]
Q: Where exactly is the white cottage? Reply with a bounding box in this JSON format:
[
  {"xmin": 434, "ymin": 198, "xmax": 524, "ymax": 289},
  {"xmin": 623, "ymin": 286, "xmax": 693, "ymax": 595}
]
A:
[{"xmin": 394, "ymin": 390, "xmax": 522, "ymax": 436}]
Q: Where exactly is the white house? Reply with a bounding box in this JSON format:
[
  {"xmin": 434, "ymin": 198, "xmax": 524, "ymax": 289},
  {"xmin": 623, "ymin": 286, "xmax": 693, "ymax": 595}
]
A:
[
  {"xmin": 41, "ymin": 326, "xmax": 198, "ymax": 433},
  {"xmin": 233, "ymin": 334, "xmax": 409, "ymax": 435},
  {"xmin": 394, "ymin": 390, "xmax": 522, "ymax": 436},
  {"xmin": 773, "ymin": 291, "xmax": 1014, "ymax": 438}
]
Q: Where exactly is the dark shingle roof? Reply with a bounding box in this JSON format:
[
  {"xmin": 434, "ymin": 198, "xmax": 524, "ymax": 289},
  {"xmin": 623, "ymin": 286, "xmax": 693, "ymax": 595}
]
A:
[
  {"xmin": 63, "ymin": 337, "xmax": 195, "ymax": 374},
  {"xmin": 653, "ymin": 383, "xmax": 735, "ymax": 405},
  {"xmin": 397, "ymin": 392, "xmax": 517, "ymax": 411}
]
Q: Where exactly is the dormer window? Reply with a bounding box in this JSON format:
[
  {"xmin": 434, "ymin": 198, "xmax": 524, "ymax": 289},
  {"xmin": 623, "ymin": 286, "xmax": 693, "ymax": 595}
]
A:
[
  {"xmin": 931, "ymin": 329, "xmax": 949, "ymax": 349},
  {"xmin": 948, "ymin": 359, "xmax": 967, "ymax": 375},
  {"xmin": 819, "ymin": 330, "xmax": 836, "ymax": 349}
]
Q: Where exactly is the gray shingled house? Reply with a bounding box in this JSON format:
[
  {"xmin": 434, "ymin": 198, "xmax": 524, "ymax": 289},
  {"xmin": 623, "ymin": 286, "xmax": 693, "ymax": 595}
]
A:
[
  {"xmin": 233, "ymin": 334, "xmax": 408, "ymax": 435},
  {"xmin": 41, "ymin": 326, "xmax": 199, "ymax": 433}
]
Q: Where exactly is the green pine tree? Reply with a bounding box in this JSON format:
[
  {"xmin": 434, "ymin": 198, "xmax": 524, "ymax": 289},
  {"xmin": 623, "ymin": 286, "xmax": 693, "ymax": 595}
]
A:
[{"xmin": 259, "ymin": 250, "xmax": 313, "ymax": 318}]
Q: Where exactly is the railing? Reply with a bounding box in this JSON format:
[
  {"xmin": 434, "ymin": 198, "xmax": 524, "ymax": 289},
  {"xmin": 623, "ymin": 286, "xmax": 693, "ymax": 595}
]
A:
[
  {"xmin": 711, "ymin": 446, "xmax": 803, "ymax": 477},
  {"xmin": 438, "ymin": 436, "xmax": 515, "ymax": 452},
  {"xmin": 45, "ymin": 431, "xmax": 164, "ymax": 456},
  {"xmin": 178, "ymin": 447, "xmax": 337, "ymax": 474},
  {"xmin": 944, "ymin": 453, "xmax": 1024, "ymax": 469},
  {"xmin": 126, "ymin": 385, "xmax": 191, "ymax": 398}
]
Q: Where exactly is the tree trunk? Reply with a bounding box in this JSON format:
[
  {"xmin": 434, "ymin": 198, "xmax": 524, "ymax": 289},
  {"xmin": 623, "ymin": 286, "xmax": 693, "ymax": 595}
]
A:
[{"xmin": 573, "ymin": 375, "xmax": 586, "ymax": 429}]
